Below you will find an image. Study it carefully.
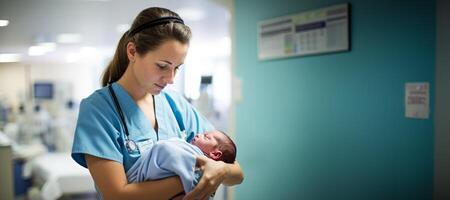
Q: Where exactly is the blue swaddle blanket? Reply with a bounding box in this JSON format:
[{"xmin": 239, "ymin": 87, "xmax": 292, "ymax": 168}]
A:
[{"xmin": 126, "ymin": 137, "xmax": 203, "ymax": 193}]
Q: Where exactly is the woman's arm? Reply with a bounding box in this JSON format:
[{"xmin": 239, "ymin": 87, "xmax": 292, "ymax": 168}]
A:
[
  {"xmin": 85, "ymin": 154, "xmax": 184, "ymax": 200},
  {"xmin": 223, "ymin": 160, "xmax": 244, "ymax": 186},
  {"xmin": 183, "ymin": 156, "xmax": 244, "ymax": 200}
]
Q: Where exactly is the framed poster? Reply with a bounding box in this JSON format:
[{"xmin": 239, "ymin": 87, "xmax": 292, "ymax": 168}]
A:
[{"xmin": 258, "ymin": 3, "xmax": 350, "ymax": 60}]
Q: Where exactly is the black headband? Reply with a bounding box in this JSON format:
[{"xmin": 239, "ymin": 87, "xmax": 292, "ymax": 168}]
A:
[{"xmin": 128, "ymin": 16, "xmax": 184, "ymax": 37}]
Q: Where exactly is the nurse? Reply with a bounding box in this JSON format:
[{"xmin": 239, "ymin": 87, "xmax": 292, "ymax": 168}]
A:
[{"xmin": 71, "ymin": 7, "xmax": 244, "ymax": 200}]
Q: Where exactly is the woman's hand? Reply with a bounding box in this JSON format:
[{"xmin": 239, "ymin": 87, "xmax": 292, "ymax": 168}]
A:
[{"xmin": 183, "ymin": 156, "xmax": 231, "ymax": 200}]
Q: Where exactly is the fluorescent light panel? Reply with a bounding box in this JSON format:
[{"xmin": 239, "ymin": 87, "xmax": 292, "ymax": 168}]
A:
[
  {"xmin": 0, "ymin": 20, "xmax": 9, "ymax": 27},
  {"xmin": 57, "ymin": 33, "xmax": 83, "ymax": 44},
  {"xmin": 28, "ymin": 43, "xmax": 57, "ymax": 56},
  {"xmin": 0, "ymin": 54, "xmax": 21, "ymax": 63}
]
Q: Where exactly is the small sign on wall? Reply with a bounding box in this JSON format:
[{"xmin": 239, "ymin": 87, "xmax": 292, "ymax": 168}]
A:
[{"xmin": 405, "ymin": 82, "xmax": 429, "ymax": 119}]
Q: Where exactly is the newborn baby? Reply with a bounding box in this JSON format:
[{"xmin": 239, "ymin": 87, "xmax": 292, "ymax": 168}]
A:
[{"xmin": 126, "ymin": 130, "xmax": 237, "ymax": 194}]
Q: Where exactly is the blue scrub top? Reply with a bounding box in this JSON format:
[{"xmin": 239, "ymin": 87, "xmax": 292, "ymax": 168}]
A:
[{"xmin": 71, "ymin": 82, "xmax": 214, "ymax": 172}]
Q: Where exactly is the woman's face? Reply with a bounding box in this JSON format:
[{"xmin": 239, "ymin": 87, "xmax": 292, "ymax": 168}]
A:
[{"xmin": 130, "ymin": 39, "xmax": 188, "ymax": 95}]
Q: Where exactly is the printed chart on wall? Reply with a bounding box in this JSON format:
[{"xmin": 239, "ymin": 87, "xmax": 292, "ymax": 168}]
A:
[
  {"xmin": 258, "ymin": 3, "xmax": 350, "ymax": 60},
  {"xmin": 405, "ymin": 82, "xmax": 429, "ymax": 119}
]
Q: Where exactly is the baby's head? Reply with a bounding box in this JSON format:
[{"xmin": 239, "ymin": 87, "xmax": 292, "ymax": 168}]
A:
[{"xmin": 190, "ymin": 130, "xmax": 236, "ymax": 164}]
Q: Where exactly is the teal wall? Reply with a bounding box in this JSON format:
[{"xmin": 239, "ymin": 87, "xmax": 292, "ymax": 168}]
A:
[{"xmin": 234, "ymin": 0, "xmax": 435, "ymax": 199}]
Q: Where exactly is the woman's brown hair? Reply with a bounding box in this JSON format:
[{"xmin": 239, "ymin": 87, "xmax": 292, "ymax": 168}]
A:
[{"xmin": 101, "ymin": 7, "xmax": 191, "ymax": 86}]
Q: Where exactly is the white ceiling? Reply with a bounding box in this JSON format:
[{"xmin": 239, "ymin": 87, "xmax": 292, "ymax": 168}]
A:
[{"xmin": 0, "ymin": 0, "xmax": 230, "ymax": 63}]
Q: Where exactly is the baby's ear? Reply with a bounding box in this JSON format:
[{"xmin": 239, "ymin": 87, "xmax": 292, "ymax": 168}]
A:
[{"xmin": 209, "ymin": 150, "xmax": 223, "ymax": 161}]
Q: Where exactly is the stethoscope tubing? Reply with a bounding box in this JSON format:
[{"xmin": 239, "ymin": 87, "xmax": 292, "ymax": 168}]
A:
[{"xmin": 108, "ymin": 85, "xmax": 139, "ymax": 153}]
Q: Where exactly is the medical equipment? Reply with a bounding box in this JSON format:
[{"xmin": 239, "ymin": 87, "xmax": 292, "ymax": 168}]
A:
[
  {"xmin": 33, "ymin": 83, "xmax": 54, "ymax": 100},
  {"xmin": 0, "ymin": 96, "xmax": 12, "ymax": 129},
  {"xmin": 108, "ymin": 85, "xmax": 150, "ymax": 153},
  {"xmin": 52, "ymin": 100, "xmax": 78, "ymax": 152},
  {"xmin": 10, "ymin": 104, "xmax": 51, "ymax": 146}
]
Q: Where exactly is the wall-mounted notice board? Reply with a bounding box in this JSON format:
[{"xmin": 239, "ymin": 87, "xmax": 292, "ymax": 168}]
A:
[{"xmin": 258, "ymin": 3, "xmax": 350, "ymax": 60}]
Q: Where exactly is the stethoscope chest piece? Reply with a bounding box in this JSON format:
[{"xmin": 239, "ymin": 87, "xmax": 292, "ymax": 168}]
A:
[
  {"xmin": 109, "ymin": 85, "xmax": 140, "ymax": 154},
  {"xmin": 108, "ymin": 84, "xmax": 162, "ymax": 154},
  {"xmin": 125, "ymin": 139, "xmax": 138, "ymax": 153}
]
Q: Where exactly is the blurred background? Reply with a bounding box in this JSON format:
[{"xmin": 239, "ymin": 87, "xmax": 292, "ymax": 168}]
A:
[
  {"xmin": 0, "ymin": 0, "xmax": 233, "ymax": 199},
  {"xmin": 1, "ymin": 0, "xmax": 450, "ymax": 200}
]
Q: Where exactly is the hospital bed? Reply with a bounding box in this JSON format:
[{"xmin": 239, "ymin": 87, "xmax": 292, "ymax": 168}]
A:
[{"xmin": 23, "ymin": 152, "xmax": 96, "ymax": 200}]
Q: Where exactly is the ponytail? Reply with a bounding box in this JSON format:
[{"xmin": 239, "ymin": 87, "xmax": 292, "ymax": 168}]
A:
[{"xmin": 101, "ymin": 31, "xmax": 130, "ymax": 87}]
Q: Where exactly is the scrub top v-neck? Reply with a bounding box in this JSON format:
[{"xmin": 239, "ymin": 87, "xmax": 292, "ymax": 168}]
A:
[{"xmin": 71, "ymin": 82, "xmax": 214, "ymax": 172}]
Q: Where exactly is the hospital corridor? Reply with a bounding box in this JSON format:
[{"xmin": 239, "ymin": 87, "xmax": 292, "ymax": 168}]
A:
[{"xmin": 0, "ymin": 0, "xmax": 449, "ymax": 200}]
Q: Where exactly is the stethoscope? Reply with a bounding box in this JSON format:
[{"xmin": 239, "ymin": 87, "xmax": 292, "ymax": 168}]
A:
[{"xmin": 108, "ymin": 85, "xmax": 158, "ymax": 153}]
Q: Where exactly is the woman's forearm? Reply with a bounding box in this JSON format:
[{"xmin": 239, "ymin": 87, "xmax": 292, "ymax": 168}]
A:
[
  {"xmin": 222, "ymin": 161, "xmax": 244, "ymax": 186},
  {"xmin": 118, "ymin": 176, "xmax": 184, "ymax": 200},
  {"xmin": 85, "ymin": 154, "xmax": 184, "ymax": 200}
]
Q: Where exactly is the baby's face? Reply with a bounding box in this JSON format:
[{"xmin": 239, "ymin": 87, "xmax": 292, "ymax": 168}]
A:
[{"xmin": 191, "ymin": 131, "xmax": 224, "ymax": 154}]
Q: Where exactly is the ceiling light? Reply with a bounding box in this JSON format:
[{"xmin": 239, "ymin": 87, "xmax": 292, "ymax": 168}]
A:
[
  {"xmin": 0, "ymin": 20, "xmax": 9, "ymax": 27},
  {"xmin": 28, "ymin": 42, "xmax": 57, "ymax": 56},
  {"xmin": 28, "ymin": 46, "xmax": 47, "ymax": 56},
  {"xmin": 57, "ymin": 33, "xmax": 83, "ymax": 44},
  {"xmin": 0, "ymin": 54, "xmax": 21, "ymax": 63},
  {"xmin": 37, "ymin": 42, "xmax": 57, "ymax": 52}
]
